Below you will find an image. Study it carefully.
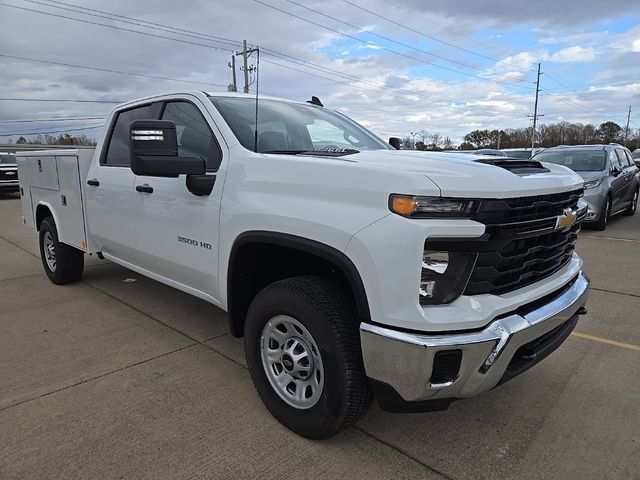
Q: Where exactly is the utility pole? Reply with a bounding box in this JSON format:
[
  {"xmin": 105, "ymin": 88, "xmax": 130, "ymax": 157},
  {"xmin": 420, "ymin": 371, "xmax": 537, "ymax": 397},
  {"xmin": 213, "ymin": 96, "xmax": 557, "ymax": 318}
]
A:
[
  {"xmin": 235, "ymin": 40, "xmax": 259, "ymax": 94},
  {"xmin": 530, "ymin": 63, "xmax": 542, "ymax": 149},
  {"xmin": 241, "ymin": 40, "xmax": 249, "ymax": 94},
  {"xmin": 228, "ymin": 54, "xmax": 237, "ymax": 92},
  {"xmin": 496, "ymin": 130, "xmax": 501, "ymax": 149},
  {"xmin": 624, "ymin": 105, "xmax": 631, "ymax": 145}
]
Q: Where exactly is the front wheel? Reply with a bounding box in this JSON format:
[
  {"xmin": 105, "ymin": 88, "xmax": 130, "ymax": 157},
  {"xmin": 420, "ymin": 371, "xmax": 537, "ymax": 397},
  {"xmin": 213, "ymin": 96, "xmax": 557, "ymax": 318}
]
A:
[
  {"xmin": 244, "ymin": 276, "xmax": 371, "ymax": 439},
  {"xmin": 593, "ymin": 196, "xmax": 611, "ymax": 230},
  {"xmin": 39, "ymin": 216, "xmax": 84, "ymax": 284},
  {"xmin": 623, "ymin": 188, "xmax": 638, "ymax": 216}
]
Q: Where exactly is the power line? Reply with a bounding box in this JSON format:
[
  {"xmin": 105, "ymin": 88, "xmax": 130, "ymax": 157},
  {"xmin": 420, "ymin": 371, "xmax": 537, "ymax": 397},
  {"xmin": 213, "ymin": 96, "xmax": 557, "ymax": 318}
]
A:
[
  {"xmin": 0, "ymin": 2, "xmax": 237, "ymax": 51},
  {"xmin": 262, "ymin": 59, "xmax": 524, "ymax": 113},
  {"xmin": 261, "ymin": 53, "xmax": 458, "ymax": 105},
  {"xmin": 543, "ymin": 71, "xmax": 616, "ymax": 112},
  {"xmin": 11, "ymin": 0, "xmax": 597, "ymax": 128},
  {"xmin": 44, "ymin": 0, "xmax": 534, "ymax": 79},
  {"xmin": 0, "ymin": 1, "xmax": 466, "ymax": 106},
  {"xmin": 37, "ymin": 0, "xmax": 640, "ymax": 102},
  {"xmin": 39, "ymin": 0, "xmax": 240, "ymax": 48},
  {"xmin": 341, "ymin": 0, "xmax": 534, "ymax": 73},
  {"xmin": 0, "ymin": 124, "xmax": 104, "ymax": 136},
  {"xmin": 539, "ymin": 89, "xmax": 611, "ymax": 115},
  {"xmin": 262, "ymin": 48, "xmax": 531, "ymax": 105},
  {"xmin": 7, "ymin": 0, "xmax": 533, "ymax": 112},
  {"xmin": 282, "ymin": 0, "xmax": 490, "ymax": 73},
  {"xmin": 0, "ymin": 98, "xmax": 123, "ymax": 103},
  {"xmin": 0, "ymin": 116, "xmax": 106, "ymax": 123},
  {"xmin": 0, "ymin": 53, "xmax": 227, "ymax": 87},
  {"xmin": 249, "ymin": 0, "xmax": 534, "ymax": 90},
  {"xmin": 543, "ymin": 81, "xmax": 640, "ymax": 94}
]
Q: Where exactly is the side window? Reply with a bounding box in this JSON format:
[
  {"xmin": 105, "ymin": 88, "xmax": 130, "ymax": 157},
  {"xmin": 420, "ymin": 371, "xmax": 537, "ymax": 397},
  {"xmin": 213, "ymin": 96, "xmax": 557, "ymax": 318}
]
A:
[
  {"xmin": 161, "ymin": 101, "xmax": 222, "ymax": 171},
  {"xmin": 625, "ymin": 151, "xmax": 636, "ymax": 167},
  {"xmin": 615, "ymin": 149, "xmax": 629, "ymax": 168},
  {"xmin": 609, "ymin": 150, "xmax": 621, "ymax": 171},
  {"xmin": 104, "ymin": 104, "xmax": 155, "ymax": 166}
]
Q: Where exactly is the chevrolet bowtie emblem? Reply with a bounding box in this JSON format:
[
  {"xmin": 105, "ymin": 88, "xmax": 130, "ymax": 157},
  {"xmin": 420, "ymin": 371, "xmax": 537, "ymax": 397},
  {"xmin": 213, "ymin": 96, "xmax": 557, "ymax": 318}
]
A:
[{"xmin": 555, "ymin": 208, "xmax": 577, "ymax": 231}]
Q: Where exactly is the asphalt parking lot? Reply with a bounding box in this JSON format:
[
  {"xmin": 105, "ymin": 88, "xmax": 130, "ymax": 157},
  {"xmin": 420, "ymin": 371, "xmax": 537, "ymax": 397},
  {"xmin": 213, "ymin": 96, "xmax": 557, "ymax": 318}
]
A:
[{"xmin": 0, "ymin": 192, "xmax": 638, "ymax": 480}]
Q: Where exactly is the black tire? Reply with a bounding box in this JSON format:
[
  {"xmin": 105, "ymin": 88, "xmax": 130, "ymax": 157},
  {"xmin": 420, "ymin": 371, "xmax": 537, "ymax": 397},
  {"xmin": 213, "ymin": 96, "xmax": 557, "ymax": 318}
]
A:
[
  {"xmin": 38, "ymin": 216, "xmax": 84, "ymax": 284},
  {"xmin": 244, "ymin": 276, "xmax": 371, "ymax": 439},
  {"xmin": 623, "ymin": 188, "xmax": 638, "ymax": 216},
  {"xmin": 593, "ymin": 196, "xmax": 611, "ymax": 230}
]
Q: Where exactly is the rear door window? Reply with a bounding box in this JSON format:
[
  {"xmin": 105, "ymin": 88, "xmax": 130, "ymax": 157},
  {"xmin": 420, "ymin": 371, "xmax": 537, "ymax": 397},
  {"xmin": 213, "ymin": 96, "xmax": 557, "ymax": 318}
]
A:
[
  {"xmin": 615, "ymin": 149, "xmax": 630, "ymax": 168},
  {"xmin": 609, "ymin": 150, "xmax": 622, "ymax": 172},
  {"xmin": 104, "ymin": 104, "xmax": 156, "ymax": 166},
  {"xmin": 625, "ymin": 151, "xmax": 636, "ymax": 167}
]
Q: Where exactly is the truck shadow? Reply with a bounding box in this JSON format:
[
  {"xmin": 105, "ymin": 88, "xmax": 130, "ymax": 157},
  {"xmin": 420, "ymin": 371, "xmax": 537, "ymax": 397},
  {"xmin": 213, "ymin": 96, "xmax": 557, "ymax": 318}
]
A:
[{"xmin": 80, "ymin": 261, "xmax": 229, "ymax": 342}]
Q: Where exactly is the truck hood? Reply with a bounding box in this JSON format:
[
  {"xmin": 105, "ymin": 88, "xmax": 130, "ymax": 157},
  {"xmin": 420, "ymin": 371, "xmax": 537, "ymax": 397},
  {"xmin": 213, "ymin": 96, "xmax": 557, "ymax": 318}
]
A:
[{"xmin": 347, "ymin": 150, "xmax": 584, "ymax": 198}]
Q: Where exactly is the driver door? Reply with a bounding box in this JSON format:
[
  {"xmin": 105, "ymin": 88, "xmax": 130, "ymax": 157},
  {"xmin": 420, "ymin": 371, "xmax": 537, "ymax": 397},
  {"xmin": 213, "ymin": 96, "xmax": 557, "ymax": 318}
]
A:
[{"xmin": 132, "ymin": 99, "xmax": 226, "ymax": 302}]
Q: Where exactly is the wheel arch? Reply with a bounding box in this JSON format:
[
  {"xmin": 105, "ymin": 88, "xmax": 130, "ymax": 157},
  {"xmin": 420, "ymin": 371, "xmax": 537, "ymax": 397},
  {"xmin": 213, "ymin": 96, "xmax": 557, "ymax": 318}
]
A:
[
  {"xmin": 226, "ymin": 231, "xmax": 371, "ymax": 337},
  {"xmin": 35, "ymin": 202, "xmax": 58, "ymax": 231}
]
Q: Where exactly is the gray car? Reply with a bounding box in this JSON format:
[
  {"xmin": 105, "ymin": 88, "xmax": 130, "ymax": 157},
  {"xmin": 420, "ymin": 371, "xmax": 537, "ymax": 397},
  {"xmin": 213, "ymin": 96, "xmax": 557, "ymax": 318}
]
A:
[{"xmin": 533, "ymin": 144, "xmax": 639, "ymax": 230}]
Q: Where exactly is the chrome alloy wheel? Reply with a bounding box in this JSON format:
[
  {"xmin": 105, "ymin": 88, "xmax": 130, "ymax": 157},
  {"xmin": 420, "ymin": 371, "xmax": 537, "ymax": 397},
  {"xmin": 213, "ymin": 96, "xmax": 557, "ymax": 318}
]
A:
[
  {"xmin": 260, "ymin": 315, "xmax": 324, "ymax": 409},
  {"xmin": 43, "ymin": 230, "xmax": 56, "ymax": 272},
  {"xmin": 631, "ymin": 190, "xmax": 638, "ymax": 213}
]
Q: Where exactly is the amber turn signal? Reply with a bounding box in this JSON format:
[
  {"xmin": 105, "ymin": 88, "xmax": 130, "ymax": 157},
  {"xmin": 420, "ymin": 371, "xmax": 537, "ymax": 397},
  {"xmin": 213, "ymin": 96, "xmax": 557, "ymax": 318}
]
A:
[{"xmin": 390, "ymin": 195, "xmax": 417, "ymax": 216}]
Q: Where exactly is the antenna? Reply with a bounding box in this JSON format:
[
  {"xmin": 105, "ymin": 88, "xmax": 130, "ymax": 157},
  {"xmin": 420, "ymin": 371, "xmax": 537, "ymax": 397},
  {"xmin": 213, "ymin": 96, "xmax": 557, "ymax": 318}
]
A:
[{"xmin": 253, "ymin": 46, "xmax": 260, "ymax": 153}]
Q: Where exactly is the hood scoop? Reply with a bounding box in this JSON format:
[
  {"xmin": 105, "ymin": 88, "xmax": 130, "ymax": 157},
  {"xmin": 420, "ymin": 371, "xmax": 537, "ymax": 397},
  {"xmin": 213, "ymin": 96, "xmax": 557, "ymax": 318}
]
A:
[{"xmin": 473, "ymin": 157, "xmax": 550, "ymax": 175}]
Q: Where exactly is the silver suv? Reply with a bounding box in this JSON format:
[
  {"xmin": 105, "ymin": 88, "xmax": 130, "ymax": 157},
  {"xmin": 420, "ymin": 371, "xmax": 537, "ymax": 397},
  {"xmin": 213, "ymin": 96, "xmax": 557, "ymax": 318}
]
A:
[{"xmin": 534, "ymin": 144, "xmax": 639, "ymax": 230}]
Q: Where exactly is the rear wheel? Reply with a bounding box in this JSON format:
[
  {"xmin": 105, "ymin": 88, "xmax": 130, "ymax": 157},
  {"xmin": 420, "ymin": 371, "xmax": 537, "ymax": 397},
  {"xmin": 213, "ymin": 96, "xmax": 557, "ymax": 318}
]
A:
[
  {"xmin": 623, "ymin": 188, "xmax": 638, "ymax": 216},
  {"xmin": 593, "ymin": 196, "xmax": 611, "ymax": 230},
  {"xmin": 244, "ymin": 276, "xmax": 371, "ymax": 439},
  {"xmin": 38, "ymin": 216, "xmax": 84, "ymax": 284}
]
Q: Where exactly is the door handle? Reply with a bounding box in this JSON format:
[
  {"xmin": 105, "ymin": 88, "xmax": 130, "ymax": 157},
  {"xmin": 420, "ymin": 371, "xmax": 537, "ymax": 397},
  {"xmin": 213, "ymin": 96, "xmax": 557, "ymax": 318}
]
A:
[
  {"xmin": 136, "ymin": 184, "xmax": 154, "ymax": 194},
  {"xmin": 87, "ymin": 179, "xmax": 100, "ymax": 187}
]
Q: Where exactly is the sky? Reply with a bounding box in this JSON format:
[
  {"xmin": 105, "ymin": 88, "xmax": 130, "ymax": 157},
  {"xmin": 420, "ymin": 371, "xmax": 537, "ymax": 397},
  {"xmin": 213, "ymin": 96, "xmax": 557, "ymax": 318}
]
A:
[{"xmin": 1, "ymin": 0, "xmax": 639, "ymax": 144}]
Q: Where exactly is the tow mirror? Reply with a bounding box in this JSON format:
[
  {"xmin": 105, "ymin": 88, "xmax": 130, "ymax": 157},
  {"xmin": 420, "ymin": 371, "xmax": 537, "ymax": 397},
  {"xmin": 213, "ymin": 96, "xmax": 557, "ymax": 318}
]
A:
[
  {"xmin": 389, "ymin": 137, "xmax": 401, "ymax": 150},
  {"xmin": 129, "ymin": 120, "xmax": 205, "ymax": 177}
]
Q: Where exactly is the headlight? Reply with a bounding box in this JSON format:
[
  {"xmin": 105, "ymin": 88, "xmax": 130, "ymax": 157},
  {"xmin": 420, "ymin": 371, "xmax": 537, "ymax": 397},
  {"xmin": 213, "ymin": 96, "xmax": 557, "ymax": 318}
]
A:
[
  {"xmin": 420, "ymin": 250, "xmax": 477, "ymax": 305},
  {"xmin": 390, "ymin": 195, "xmax": 480, "ymax": 218},
  {"xmin": 583, "ymin": 178, "xmax": 603, "ymax": 190}
]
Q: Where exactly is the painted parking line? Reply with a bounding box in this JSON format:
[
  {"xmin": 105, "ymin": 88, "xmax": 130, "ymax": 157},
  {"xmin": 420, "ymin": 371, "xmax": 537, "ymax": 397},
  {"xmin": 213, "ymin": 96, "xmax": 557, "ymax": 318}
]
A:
[
  {"xmin": 580, "ymin": 235, "xmax": 640, "ymax": 244},
  {"xmin": 571, "ymin": 331, "xmax": 640, "ymax": 352}
]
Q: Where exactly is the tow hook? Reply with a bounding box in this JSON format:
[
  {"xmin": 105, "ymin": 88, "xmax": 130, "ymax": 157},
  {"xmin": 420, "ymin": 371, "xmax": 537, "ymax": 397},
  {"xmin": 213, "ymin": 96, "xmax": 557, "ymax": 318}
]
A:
[{"xmin": 577, "ymin": 306, "xmax": 588, "ymax": 315}]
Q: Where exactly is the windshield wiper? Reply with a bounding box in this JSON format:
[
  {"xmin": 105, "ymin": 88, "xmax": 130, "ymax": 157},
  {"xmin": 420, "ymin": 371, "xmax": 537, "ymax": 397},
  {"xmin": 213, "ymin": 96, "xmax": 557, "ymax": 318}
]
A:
[{"xmin": 262, "ymin": 148, "xmax": 360, "ymax": 157}]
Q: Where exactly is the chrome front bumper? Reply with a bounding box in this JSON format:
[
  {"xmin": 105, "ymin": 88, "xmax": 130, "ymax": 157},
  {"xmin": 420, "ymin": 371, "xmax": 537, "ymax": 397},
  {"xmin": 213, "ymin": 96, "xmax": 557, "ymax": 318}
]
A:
[{"xmin": 360, "ymin": 271, "xmax": 589, "ymax": 403}]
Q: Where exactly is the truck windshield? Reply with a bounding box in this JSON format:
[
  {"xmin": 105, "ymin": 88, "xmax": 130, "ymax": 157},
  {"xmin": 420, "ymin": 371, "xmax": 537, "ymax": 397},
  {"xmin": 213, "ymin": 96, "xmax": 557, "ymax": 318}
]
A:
[
  {"xmin": 209, "ymin": 97, "xmax": 391, "ymax": 154},
  {"xmin": 534, "ymin": 150, "xmax": 606, "ymax": 171},
  {"xmin": 0, "ymin": 154, "xmax": 17, "ymax": 164}
]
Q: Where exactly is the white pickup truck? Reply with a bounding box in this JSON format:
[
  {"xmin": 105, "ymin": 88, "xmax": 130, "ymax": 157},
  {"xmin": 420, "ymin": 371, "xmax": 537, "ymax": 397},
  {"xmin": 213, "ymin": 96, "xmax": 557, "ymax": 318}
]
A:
[{"xmin": 17, "ymin": 91, "xmax": 589, "ymax": 439}]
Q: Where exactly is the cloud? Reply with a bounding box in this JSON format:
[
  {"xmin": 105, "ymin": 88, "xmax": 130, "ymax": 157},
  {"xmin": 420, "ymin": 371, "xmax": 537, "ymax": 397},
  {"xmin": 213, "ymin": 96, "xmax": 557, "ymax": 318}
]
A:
[
  {"xmin": 494, "ymin": 50, "xmax": 548, "ymax": 73},
  {"xmin": 549, "ymin": 46, "xmax": 597, "ymax": 62}
]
